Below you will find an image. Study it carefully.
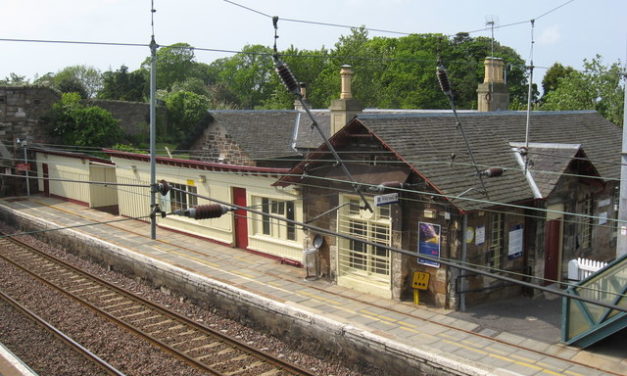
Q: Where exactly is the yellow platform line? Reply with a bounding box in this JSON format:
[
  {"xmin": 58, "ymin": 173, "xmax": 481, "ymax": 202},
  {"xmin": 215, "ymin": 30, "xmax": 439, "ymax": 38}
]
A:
[
  {"xmin": 9, "ymin": 200, "xmax": 596, "ymax": 376},
  {"xmin": 564, "ymin": 370, "xmax": 585, "ymax": 376}
]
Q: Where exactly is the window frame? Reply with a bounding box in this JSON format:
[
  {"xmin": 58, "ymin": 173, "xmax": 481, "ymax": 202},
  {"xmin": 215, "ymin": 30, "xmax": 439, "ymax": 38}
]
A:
[{"xmin": 255, "ymin": 196, "xmax": 297, "ymax": 242}]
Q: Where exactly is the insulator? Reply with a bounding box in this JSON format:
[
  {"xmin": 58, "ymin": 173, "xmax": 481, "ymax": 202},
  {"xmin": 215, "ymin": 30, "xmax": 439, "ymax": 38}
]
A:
[
  {"xmin": 181, "ymin": 204, "xmax": 230, "ymax": 220},
  {"xmin": 518, "ymin": 146, "xmax": 528, "ymax": 157},
  {"xmin": 275, "ymin": 60, "xmax": 301, "ymax": 96},
  {"xmin": 480, "ymin": 167, "xmax": 504, "ymax": 177},
  {"xmin": 371, "ymin": 181, "xmax": 403, "ymax": 192},
  {"xmin": 436, "ymin": 64, "xmax": 452, "ymax": 97}
]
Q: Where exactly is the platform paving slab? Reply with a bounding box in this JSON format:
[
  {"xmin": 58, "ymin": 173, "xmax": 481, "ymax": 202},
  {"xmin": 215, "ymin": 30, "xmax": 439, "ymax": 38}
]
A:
[{"xmin": 0, "ymin": 196, "xmax": 624, "ymax": 376}]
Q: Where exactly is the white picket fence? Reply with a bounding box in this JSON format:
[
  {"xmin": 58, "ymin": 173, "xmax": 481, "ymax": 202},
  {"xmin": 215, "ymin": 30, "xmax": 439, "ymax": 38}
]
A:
[{"xmin": 567, "ymin": 257, "xmax": 608, "ymax": 281}]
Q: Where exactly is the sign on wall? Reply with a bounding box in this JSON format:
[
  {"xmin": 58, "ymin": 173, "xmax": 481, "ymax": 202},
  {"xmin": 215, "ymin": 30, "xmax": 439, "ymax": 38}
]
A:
[
  {"xmin": 418, "ymin": 221, "xmax": 441, "ymax": 268},
  {"xmin": 475, "ymin": 225, "xmax": 485, "ymax": 245},
  {"xmin": 375, "ymin": 193, "xmax": 399, "ymax": 206},
  {"xmin": 508, "ymin": 224, "xmax": 523, "ymax": 259}
]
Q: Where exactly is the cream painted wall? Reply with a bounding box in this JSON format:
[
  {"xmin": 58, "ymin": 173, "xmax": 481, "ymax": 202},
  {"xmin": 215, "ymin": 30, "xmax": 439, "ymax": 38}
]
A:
[
  {"xmin": 89, "ymin": 165, "xmax": 118, "ymax": 208},
  {"xmin": 111, "ymin": 156, "xmax": 304, "ymax": 261},
  {"xmin": 36, "ymin": 153, "xmax": 90, "ymax": 204}
]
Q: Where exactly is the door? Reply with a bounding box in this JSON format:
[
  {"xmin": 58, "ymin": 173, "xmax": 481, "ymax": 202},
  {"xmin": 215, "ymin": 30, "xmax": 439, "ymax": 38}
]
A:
[
  {"xmin": 337, "ymin": 195, "xmax": 392, "ymax": 298},
  {"xmin": 544, "ymin": 219, "xmax": 562, "ymax": 285},
  {"xmin": 232, "ymin": 187, "xmax": 248, "ymax": 249},
  {"xmin": 42, "ymin": 163, "xmax": 49, "ymax": 196}
]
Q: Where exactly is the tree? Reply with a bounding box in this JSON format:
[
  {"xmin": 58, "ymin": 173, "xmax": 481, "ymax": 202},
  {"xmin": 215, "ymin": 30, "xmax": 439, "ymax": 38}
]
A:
[
  {"xmin": 45, "ymin": 92, "xmax": 123, "ymax": 147},
  {"xmin": 541, "ymin": 63, "xmax": 575, "ymax": 99},
  {"xmin": 0, "ymin": 73, "xmax": 29, "ymax": 86},
  {"xmin": 208, "ymin": 45, "xmax": 275, "ymax": 109},
  {"xmin": 141, "ymin": 43, "xmax": 196, "ymax": 91},
  {"xmin": 163, "ymin": 91, "xmax": 210, "ymax": 142},
  {"xmin": 35, "ymin": 65, "xmax": 102, "ymax": 98},
  {"xmin": 542, "ymin": 56, "xmax": 624, "ymax": 126},
  {"xmin": 201, "ymin": 31, "xmax": 529, "ymax": 111},
  {"xmin": 98, "ymin": 65, "xmax": 147, "ymax": 102}
]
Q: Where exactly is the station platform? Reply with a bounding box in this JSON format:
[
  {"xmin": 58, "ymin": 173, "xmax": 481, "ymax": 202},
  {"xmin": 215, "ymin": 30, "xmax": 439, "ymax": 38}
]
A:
[
  {"xmin": 0, "ymin": 196, "xmax": 624, "ymax": 376},
  {"xmin": 0, "ymin": 342, "xmax": 38, "ymax": 376}
]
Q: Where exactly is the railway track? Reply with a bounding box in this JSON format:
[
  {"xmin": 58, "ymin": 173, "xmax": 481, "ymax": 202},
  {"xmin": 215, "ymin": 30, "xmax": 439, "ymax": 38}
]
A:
[
  {"xmin": 0, "ymin": 235, "xmax": 317, "ymax": 376},
  {"xmin": 0, "ymin": 288, "xmax": 126, "ymax": 376}
]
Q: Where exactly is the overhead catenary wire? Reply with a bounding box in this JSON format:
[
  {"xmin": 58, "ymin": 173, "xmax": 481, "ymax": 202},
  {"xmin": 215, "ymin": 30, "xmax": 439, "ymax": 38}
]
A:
[
  {"xmin": 228, "ymin": 200, "xmax": 621, "ymax": 296},
  {"xmin": 21, "ymin": 142, "xmax": 627, "ymax": 180},
  {"xmin": 271, "ymin": 17, "xmax": 373, "ymax": 213},
  {"xmin": 163, "ymin": 184, "xmax": 626, "ymax": 312},
  {"xmin": 3, "ymin": 164, "xmax": 620, "ymax": 293},
  {"xmin": 223, "ymin": 0, "xmax": 577, "ymax": 37},
  {"xmin": 6, "ymin": 157, "xmax": 624, "ymax": 228}
]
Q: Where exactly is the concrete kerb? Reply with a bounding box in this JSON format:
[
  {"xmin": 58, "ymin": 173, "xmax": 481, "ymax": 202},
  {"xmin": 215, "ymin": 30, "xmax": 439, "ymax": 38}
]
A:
[{"xmin": 0, "ymin": 203, "xmax": 498, "ymax": 376}]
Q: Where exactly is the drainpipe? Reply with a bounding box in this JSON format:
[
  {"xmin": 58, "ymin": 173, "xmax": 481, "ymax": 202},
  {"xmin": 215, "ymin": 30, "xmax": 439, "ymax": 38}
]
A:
[{"xmin": 459, "ymin": 213, "xmax": 468, "ymax": 312}]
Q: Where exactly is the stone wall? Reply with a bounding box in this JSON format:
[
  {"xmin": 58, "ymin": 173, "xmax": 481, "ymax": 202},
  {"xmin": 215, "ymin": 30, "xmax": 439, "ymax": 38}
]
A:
[
  {"xmin": 88, "ymin": 99, "xmax": 167, "ymax": 142},
  {"xmin": 0, "ymin": 86, "xmax": 59, "ymax": 144},
  {"xmin": 189, "ymin": 123, "xmax": 255, "ymax": 166}
]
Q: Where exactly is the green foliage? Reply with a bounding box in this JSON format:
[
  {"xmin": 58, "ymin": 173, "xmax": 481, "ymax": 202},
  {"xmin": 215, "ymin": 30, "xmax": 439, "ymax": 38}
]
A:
[
  {"xmin": 112, "ymin": 143, "xmax": 146, "ymax": 153},
  {"xmin": 35, "ymin": 65, "xmax": 102, "ymax": 98},
  {"xmin": 215, "ymin": 29, "xmax": 529, "ymax": 111},
  {"xmin": 208, "ymin": 45, "xmax": 275, "ymax": 109},
  {"xmin": 0, "ymin": 73, "xmax": 29, "ymax": 86},
  {"xmin": 45, "ymin": 93, "xmax": 123, "ymax": 147},
  {"xmin": 141, "ymin": 43, "xmax": 196, "ymax": 91},
  {"xmin": 98, "ymin": 65, "xmax": 147, "ymax": 102},
  {"xmin": 541, "ymin": 63, "xmax": 576, "ymax": 99},
  {"xmin": 542, "ymin": 55, "xmax": 624, "ymax": 126},
  {"xmin": 163, "ymin": 91, "xmax": 210, "ymax": 142}
]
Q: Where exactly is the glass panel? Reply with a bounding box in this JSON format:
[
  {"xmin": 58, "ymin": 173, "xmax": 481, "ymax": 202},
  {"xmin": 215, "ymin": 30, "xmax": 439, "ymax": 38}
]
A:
[
  {"xmin": 348, "ymin": 199, "xmax": 360, "ymax": 215},
  {"xmin": 262, "ymin": 198, "xmax": 270, "ymax": 235},
  {"xmin": 349, "ymin": 220, "xmax": 366, "ymax": 270},
  {"xmin": 371, "ymin": 224, "xmax": 390, "ymax": 274},
  {"xmin": 378, "ymin": 205, "xmax": 390, "ymax": 219},
  {"xmin": 568, "ymin": 302, "xmax": 590, "ymax": 339},
  {"xmin": 286, "ymin": 201, "xmax": 295, "ymax": 240}
]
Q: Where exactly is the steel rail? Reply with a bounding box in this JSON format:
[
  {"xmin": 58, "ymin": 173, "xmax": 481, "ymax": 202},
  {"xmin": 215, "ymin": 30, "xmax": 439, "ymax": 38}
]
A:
[
  {"xmin": 0, "ymin": 288, "xmax": 127, "ymax": 376},
  {"xmin": 0, "ymin": 235, "xmax": 317, "ymax": 376}
]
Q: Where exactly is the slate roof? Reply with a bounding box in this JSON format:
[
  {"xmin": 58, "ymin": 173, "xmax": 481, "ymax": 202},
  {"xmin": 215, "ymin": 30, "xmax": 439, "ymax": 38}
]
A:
[
  {"xmin": 509, "ymin": 143, "xmax": 599, "ymax": 199},
  {"xmin": 277, "ymin": 110, "xmax": 621, "ymax": 212},
  {"xmin": 191, "ymin": 110, "xmax": 330, "ymax": 161}
]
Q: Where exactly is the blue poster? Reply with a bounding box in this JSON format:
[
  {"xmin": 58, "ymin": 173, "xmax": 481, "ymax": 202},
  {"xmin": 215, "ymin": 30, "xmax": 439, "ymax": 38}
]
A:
[{"xmin": 418, "ymin": 222, "xmax": 441, "ymax": 268}]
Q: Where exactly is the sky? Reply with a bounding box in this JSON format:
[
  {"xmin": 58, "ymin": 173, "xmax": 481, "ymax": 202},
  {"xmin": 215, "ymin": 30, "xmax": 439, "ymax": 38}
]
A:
[{"xmin": 1, "ymin": 0, "xmax": 626, "ymax": 88}]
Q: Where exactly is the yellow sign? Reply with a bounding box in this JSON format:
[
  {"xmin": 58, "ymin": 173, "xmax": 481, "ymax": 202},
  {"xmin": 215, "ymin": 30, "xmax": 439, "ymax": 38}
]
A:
[
  {"xmin": 412, "ymin": 271, "xmax": 430, "ymax": 290},
  {"xmin": 186, "ymin": 179, "xmax": 195, "ymax": 186}
]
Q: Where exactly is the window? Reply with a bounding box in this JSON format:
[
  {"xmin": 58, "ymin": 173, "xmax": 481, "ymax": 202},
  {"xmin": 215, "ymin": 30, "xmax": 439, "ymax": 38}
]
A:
[
  {"xmin": 576, "ymin": 194, "xmax": 593, "ymax": 249},
  {"xmin": 338, "ymin": 196, "xmax": 391, "ymax": 278},
  {"xmin": 257, "ymin": 197, "xmax": 296, "ymax": 241},
  {"xmin": 159, "ymin": 182, "xmax": 197, "ymax": 214},
  {"xmin": 487, "ymin": 213, "xmax": 504, "ymax": 270}
]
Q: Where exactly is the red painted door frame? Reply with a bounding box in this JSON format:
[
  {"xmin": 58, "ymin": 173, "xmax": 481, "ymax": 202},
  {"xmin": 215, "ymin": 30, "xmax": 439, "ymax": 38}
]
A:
[
  {"xmin": 232, "ymin": 187, "xmax": 248, "ymax": 249},
  {"xmin": 42, "ymin": 163, "xmax": 49, "ymax": 196},
  {"xmin": 544, "ymin": 219, "xmax": 561, "ymax": 285}
]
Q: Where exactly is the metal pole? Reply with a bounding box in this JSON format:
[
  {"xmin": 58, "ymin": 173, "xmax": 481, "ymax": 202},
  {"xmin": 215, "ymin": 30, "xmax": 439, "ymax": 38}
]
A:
[
  {"xmin": 22, "ymin": 140, "xmax": 30, "ymax": 196},
  {"xmin": 459, "ymin": 214, "xmax": 468, "ymax": 311},
  {"xmin": 149, "ymin": 37, "xmax": 157, "ymax": 240},
  {"xmin": 616, "ymin": 71, "xmax": 627, "ymax": 258}
]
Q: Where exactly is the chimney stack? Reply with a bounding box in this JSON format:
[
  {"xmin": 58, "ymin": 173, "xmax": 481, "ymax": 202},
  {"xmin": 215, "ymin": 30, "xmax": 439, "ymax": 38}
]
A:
[
  {"xmin": 477, "ymin": 57, "xmax": 509, "ymax": 112},
  {"xmin": 330, "ymin": 65, "xmax": 362, "ymax": 135},
  {"xmin": 294, "ymin": 82, "xmax": 309, "ymax": 111},
  {"xmin": 340, "ymin": 65, "xmax": 353, "ymax": 99}
]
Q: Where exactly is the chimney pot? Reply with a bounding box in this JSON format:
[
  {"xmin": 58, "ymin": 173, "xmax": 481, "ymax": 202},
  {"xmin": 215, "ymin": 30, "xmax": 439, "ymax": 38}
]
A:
[
  {"xmin": 483, "ymin": 57, "xmax": 505, "ymax": 84},
  {"xmin": 340, "ymin": 65, "xmax": 353, "ymax": 99},
  {"xmin": 299, "ymin": 82, "xmax": 307, "ymax": 99}
]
